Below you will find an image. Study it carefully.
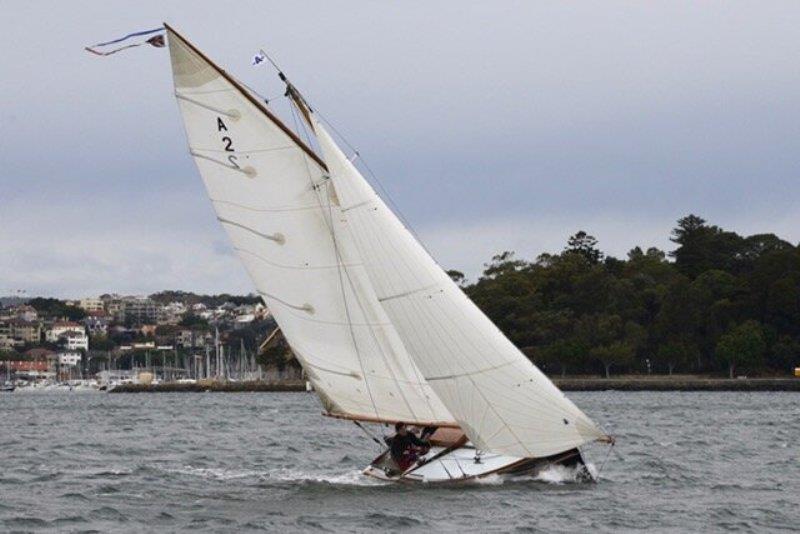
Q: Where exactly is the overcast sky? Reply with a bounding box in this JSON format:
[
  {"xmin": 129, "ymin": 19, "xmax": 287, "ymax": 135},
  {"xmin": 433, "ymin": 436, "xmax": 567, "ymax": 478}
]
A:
[{"xmin": 2, "ymin": 1, "xmax": 799, "ymax": 298}]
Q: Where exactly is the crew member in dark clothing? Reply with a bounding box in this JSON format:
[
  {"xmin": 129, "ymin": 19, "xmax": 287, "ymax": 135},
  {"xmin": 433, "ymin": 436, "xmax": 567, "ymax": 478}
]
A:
[{"xmin": 385, "ymin": 422, "xmax": 430, "ymax": 471}]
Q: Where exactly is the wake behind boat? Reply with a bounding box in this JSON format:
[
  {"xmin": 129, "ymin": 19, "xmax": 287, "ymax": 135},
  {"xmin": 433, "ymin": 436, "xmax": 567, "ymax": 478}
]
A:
[{"xmin": 96, "ymin": 23, "xmax": 614, "ymax": 483}]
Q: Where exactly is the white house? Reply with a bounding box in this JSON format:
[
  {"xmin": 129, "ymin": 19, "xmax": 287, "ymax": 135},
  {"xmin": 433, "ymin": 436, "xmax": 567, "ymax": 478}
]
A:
[
  {"xmin": 47, "ymin": 321, "xmax": 85, "ymax": 342},
  {"xmin": 58, "ymin": 351, "xmax": 82, "ymax": 367},
  {"xmin": 63, "ymin": 331, "xmax": 89, "ymax": 351}
]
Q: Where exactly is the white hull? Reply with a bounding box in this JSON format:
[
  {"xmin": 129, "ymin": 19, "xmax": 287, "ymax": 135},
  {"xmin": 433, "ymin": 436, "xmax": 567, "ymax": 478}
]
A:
[{"xmin": 363, "ymin": 444, "xmax": 590, "ymax": 483}]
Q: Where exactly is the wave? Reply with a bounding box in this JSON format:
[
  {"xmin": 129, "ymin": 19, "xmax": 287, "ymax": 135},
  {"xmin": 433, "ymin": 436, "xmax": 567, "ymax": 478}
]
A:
[
  {"xmin": 160, "ymin": 465, "xmax": 385, "ymax": 487},
  {"xmin": 267, "ymin": 468, "xmax": 386, "ymax": 487},
  {"xmin": 460, "ymin": 463, "xmax": 599, "ymax": 486}
]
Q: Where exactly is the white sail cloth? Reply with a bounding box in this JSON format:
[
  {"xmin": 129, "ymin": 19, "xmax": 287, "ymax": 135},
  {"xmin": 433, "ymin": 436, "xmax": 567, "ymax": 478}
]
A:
[
  {"xmin": 312, "ymin": 119, "xmax": 606, "ymax": 458},
  {"xmin": 165, "ymin": 27, "xmax": 454, "ymax": 426}
]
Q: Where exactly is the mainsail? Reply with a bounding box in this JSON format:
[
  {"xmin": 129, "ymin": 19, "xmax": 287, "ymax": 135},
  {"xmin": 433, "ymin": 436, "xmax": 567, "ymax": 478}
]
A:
[
  {"xmin": 309, "ymin": 117, "xmax": 608, "ymax": 458},
  {"xmin": 164, "ymin": 25, "xmax": 454, "ymax": 427}
]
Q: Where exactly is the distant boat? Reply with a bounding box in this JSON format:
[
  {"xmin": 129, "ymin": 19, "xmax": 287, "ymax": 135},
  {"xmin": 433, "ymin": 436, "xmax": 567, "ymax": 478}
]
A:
[{"xmin": 162, "ymin": 24, "xmax": 612, "ymax": 483}]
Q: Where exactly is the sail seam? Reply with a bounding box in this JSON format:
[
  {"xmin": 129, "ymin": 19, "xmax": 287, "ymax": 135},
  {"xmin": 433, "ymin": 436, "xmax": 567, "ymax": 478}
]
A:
[
  {"xmin": 303, "ymin": 361, "xmax": 361, "ymax": 379},
  {"xmin": 236, "ymin": 247, "xmax": 363, "ymax": 271},
  {"xmin": 175, "ymin": 92, "xmax": 240, "ymax": 119},
  {"xmin": 211, "ymin": 198, "xmax": 323, "ymax": 213},
  {"xmin": 425, "ymin": 359, "xmax": 517, "ymax": 381}
]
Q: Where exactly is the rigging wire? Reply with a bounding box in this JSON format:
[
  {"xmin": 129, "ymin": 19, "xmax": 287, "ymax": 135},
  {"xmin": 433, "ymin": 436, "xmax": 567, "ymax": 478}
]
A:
[
  {"xmin": 238, "ymin": 78, "xmax": 284, "ymax": 106},
  {"xmin": 353, "ymin": 420, "xmax": 384, "ymax": 451},
  {"xmin": 594, "ymin": 442, "xmax": 615, "ymax": 482}
]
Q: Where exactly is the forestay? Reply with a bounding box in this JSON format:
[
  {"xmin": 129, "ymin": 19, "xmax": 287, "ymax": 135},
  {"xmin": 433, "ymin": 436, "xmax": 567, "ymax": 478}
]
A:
[
  {"xmin": 312, "ymin": 118, "xmax": 607, "ymax": 458},
  {"xmin": 165, "ymin": 26, "xmax": 454, "ymax": 427}
]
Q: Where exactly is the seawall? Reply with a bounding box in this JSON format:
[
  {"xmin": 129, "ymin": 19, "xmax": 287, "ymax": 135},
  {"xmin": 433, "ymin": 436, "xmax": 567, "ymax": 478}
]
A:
[
  {"xmin": 108, "ymin": 377, "xmax": 800, "ymax": 393},
  {"xmin": 553, "ymin": 377, "xmax": 800, "ymax": 391}
]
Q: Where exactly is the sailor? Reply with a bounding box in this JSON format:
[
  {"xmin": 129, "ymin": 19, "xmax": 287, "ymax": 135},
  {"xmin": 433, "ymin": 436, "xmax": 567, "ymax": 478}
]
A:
[{"xmin": 386, "ymin": 422, "xmax": 430, "ymax": 471}]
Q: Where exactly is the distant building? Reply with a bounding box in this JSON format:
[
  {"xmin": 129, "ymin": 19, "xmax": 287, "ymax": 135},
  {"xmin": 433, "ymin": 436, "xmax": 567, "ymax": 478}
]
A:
[
  {"xmin": 7, "ymin": 360, "xmax": 49, "ymax": 373},
  {"xmin": 47, "ymin": 321, "xmax": 85, "ymax": 343},
  {"xmin": 83, "ymin": 313, "xmax": 109, "ymax": 336},
  {"xmin": 0, "ymin": 321, "xmax": 10, "ymax": 340},
  {"xmin": 62, "ymin": 331, "xmax": 89, "ymax": 351},
  {"xmin": 105, "ymin": 296, "xmax": 125, "ymax": 322},
  {"xmin": 8, "ymin": 320, "xmax": 42, "ymax": 344},
  {"xmin": 13, "ymin": 305, "xmax": 38, "ymax": 322},
  {"xmin": 25, "ymin": 348, "xmax": 58, "ymax": 373},
  {"xmin": 25, "ymin": 347, "xmax": 57, "ymax": 361},
  {"xmin": 177, "ymin": 329, "xmax": 207, "ymax": 349},
  {"xmin": 0, "ymin": 328, "xmax": 19, "ymax": 350},
  {"xmin": 234, "ymin": 314, "xmax": 255, "ymax": 329},
  {"xmin": 58, "ymin": 351, "xmax": 82, "ymax": 367},
  {"xmin": 78, "ymin": 298, "xmax": 105, "ymax": 313},
  {"xmin": 121, "ymin": 297, "xmax": 159, "ymax": 325},
  {"xmin": 157, "ymin": 302, "xmax": 187, "ymax": 325}
]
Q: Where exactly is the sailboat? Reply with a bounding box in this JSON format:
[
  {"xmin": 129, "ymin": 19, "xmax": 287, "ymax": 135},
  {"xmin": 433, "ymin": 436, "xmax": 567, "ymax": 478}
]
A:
[{"xmin": 163, "ymin": 24, "xmax": 613, "ymax": 483}]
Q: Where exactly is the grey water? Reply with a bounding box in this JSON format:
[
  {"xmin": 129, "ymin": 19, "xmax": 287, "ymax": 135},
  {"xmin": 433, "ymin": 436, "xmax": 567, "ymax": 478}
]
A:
[{"xmin": 0, "ymin": 391, "xmax": 797, "ymax": 533}]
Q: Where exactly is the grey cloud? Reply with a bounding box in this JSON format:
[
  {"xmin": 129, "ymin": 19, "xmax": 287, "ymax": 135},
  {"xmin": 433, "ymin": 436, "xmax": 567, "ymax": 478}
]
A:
[{"xmin": 2, "ymin": 1, "xmax": 799, "ymax": 296}]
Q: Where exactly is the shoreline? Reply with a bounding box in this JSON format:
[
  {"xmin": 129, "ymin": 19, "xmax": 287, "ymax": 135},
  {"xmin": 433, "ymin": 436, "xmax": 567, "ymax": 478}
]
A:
[{"xmin": 108, "ymin": 377, "xmax": 800, "ymax": 393}]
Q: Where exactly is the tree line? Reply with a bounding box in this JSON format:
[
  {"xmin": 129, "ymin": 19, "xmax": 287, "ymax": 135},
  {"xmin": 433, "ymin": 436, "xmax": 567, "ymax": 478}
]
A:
[{"xmin": 450, "ymin": 215, "xmax": 800, "ymax": 377}]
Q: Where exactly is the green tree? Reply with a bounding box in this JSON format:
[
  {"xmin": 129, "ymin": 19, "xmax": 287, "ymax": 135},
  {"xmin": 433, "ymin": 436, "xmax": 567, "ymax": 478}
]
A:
[
  {"xmin": 565, "ymin": 231, "xmax": 603, "ymax": 264},
  {"xmin": 654, "ymin": 339, "xmax": 698, "ymax": 375},
  {"xmin": 770, "ymin": 336, "xmax": 800, "ymax": 373},
  {"xmin": 446, "ymin": 269, "xmax": 467, "ymax": 286},
  {"xmin": 89, "ymin": 336, "xmax": 116, "ymax": 351},
  {"xmin": 480, "ymin": 251, "xmax": 529, "ymax": 280},
  {"xmin": 27, "ymin": 297, "xmax": 87, "ymax": 321},
  {"xmin": 669, "ymin": 214, "xmax": 744, "ymax": 278},
  {"xmin": 538, "ymin": 338, "xmax": 587, "ymax": 377},
  {"xmin": 179, "ymin": 314, "xmax": 209, "ymax": 328},
  {"xmin": 715, "ymin": 320, "xmax": 766, "ymax": 378},
  {"xmin": 591, "ymin": 341, "xmax": 635, "ymax": 378}
]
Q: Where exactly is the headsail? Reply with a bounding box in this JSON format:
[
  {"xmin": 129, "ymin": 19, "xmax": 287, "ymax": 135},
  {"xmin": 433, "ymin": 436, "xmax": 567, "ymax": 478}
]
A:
[
  {"xmin": 309, "ymin": 117, "xmax": 607, "ymax": 458},
  {"xmin": 164, "ymin": 25, "xmax": 454, "ymax": 427}
]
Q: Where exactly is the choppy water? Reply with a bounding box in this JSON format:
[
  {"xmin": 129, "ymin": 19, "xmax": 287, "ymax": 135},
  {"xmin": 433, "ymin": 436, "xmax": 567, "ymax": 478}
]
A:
[{"xmin": 0, "ymin": 391, "xmax": 797, "ymax": 532}]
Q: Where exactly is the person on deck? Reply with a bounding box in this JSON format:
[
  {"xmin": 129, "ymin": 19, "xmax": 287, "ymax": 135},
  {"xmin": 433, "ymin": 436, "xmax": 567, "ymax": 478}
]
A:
[{"xmin": 386, "ymin": 422, "xmax": 430, "ymax": 472}]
